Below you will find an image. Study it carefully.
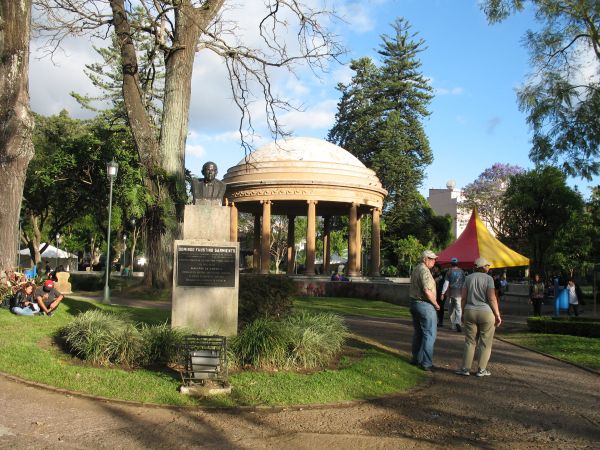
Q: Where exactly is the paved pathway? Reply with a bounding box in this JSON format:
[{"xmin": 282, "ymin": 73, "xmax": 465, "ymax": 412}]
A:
[{"xmin": 0, "ymin": 308, "xmax": 598, "ymax": 449}]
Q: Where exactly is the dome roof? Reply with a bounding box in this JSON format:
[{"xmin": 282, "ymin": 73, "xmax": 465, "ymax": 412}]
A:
[
  {"xmin": 236, "ymin": 137, "xmax": 366, "ymax": 168},
  {"xmin": 223, "ymin": 137, "xmax": 387, "ymax": 214}
]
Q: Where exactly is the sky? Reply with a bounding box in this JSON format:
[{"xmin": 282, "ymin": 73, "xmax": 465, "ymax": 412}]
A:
[{"xmin": 28, "ymin": 0, "xmax": 599, "ymax": 199}]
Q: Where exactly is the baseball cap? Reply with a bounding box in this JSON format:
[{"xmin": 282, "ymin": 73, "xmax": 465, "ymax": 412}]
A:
[
  {"xmin": 451, "ymin": 257, "xmax": 459, "ymax": 264},
  {"xmin": 43, "ymin": 279, "xmax": 55, "ymax": 291},
  {"xmin": 474, "ymin": 257, "xmax": 491, "ymax": 268},
  {"xmin": 422, "ymin": 250, "xmax": 438, "ymax": 259}
]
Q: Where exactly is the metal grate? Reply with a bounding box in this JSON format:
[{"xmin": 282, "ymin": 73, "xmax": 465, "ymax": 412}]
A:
[{"xmin": 179, "ymin": 335, "xmax": 228, "ymax": 386}]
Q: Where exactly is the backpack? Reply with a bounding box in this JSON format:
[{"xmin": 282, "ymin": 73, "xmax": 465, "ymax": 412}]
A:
[{"xmin": 1, "ymin": 294, "xmax": 14, "ymax": 309}]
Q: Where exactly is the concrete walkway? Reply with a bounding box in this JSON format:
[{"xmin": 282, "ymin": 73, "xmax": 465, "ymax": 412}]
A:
[{"xmin": 0, "ymin": 304, "xmax": 598, "ymax": 448}]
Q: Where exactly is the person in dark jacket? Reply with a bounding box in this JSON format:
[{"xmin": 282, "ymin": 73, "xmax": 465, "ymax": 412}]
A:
[{"xmin": 10, "ymin": 282, "xmax": 39, "ymax": 316}]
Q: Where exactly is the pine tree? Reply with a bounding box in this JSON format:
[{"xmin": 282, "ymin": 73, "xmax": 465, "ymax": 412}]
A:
[
  {"xmin": 328, "ymin": 18, "xmax": 433, "ymax": 204},
  {"xmin": 328, "ymin": 18, "xmax": 447, "ymax": 262}
]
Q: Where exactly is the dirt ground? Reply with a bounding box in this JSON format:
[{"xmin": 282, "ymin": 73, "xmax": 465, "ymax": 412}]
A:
[{"xmin": 0, "ymin": 313, "xmax": 598, "ymax": 449}]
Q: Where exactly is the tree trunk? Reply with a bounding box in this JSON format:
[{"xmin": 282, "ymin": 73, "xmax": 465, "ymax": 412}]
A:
[
  {"xmin": 0, "ymin": 0, "xmax": 35, "ymax": 272},
  {"xmin": 110, "ymin": 0, "xmax": 223, "ymax": 289}
]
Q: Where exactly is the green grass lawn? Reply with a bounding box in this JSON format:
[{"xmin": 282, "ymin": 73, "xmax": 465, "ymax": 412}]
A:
[
  {"xmin": 294, "ymin": 296, "xmax": 411, "ymax": 318},
  {"xmin": 500, "ymin": 333, "xmax": 600, "ymax": 371},
  {"xmin": 0, "ymin": 297, "xmax": 422, "ymax": 407}
]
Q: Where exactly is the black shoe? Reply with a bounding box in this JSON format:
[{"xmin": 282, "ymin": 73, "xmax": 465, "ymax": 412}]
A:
[
  {"xmin": 419, "ymin": 365, "xmax": 433, "ymax": 372},
  {"xmin": 456, "ymin": 324, "xmax": 462, "ymax": 332}
]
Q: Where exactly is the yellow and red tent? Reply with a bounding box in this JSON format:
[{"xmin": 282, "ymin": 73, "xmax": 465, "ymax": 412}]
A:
[{"xmin": 437, "ymin": 210, "xmax": 529, "ymax": 269}]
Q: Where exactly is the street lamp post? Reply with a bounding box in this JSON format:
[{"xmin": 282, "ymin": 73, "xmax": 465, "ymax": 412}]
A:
[
  {"xmin": 103, "ymin": 160, "xmax": 119, "ymax": 304},
  {"xmin": 129, "ymin": 218, "xmax": 136, "ymax": 276},
  {"xmin": 55, "ymin": 233, "xmax": 61, "ymax": 270},
  {"xmin": 122, "ymin": 234, "xmax": 127, "ymax": 275}
]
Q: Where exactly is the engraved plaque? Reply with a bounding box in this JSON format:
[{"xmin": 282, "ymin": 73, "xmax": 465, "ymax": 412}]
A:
[{"xmin": 177, "ymin": 245, "xmax": 236, "ymax": 287}]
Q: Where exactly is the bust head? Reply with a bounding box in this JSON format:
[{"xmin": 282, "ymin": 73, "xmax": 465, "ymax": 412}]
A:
[{"xmin": 202, "ymin": 161, "xmax": 218, "ymax": 183}]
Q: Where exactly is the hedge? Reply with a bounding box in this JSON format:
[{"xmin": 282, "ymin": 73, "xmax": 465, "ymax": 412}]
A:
[
  {"xmin": 238, "ymin": 275, "xmax": 296, "ymax": 326},
  {"xmin": 527, "ymin": 316, "xmax": 600, "ymax": 338}
]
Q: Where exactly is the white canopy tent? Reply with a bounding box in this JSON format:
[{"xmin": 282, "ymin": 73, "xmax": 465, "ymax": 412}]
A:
[{"xmin": 19, "ymin": 243, "xmax": 78, "ymax": 270}]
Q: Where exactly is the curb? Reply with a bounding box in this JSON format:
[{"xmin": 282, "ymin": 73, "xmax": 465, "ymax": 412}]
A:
[{"xmin": 495, "ymin": 336, "xmax": 600, "ymax": 376}]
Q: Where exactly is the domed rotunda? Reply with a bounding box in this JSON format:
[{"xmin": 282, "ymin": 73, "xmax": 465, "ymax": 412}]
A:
[{"xmin": 223, "ymin": 137, "xmax": 387, "ymax": 276}]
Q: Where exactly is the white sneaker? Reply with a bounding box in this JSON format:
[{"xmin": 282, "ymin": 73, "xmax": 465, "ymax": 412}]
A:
[
  {"xmin": 455, "ymin": 368, "xmax": 470, "ymax": 376},
  {"xmin": 476, "ymin": 368, "xmax": 491, "ymax": 377}
]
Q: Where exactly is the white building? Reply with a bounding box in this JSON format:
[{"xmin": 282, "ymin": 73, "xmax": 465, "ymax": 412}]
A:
[{"xmin": 427, "ymin": 180, "xmax": 470, "ymax": 240}]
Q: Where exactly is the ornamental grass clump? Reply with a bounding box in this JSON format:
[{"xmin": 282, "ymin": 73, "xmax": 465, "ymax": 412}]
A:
[
  {"xmin": 140, "ymin": 322, "xmax": 187, "ymax": 366},
  {"xmin": 62, "ymin": 311, "xmax": 186, "ymax": 368},
  {"xmin": 285, "ymin": 311, "xmax": 347, "ymax": 369},
  {"xmin": 62, "ymin": 310, "xmax": 144, "ymax": 367},
  {"xmin": 230, "ymin": 317, "xmax": 288, "ymax": 369},
  {"xmin": 230, "ymin": 312, "xmax": 347, "ymax": 371}
]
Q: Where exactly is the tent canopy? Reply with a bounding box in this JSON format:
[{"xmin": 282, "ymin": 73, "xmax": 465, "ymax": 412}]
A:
[
  {"xmin": 437, "ymin": 210, "xmax": 529, "ymax": 269},
  {"xmin": 19, "ymin": 243, "xmax": 77, "ymax": 259}
]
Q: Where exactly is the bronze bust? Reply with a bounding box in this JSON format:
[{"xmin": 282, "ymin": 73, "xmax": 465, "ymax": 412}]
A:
[{"xmin": 191, "ymin": 161, "xmax": 226, "ymax": 205}]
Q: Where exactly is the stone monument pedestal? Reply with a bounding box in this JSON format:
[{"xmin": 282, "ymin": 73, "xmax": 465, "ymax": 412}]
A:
[{"xmin": 172, "ymin": 205, "xmax": 239, "ymax": 336}]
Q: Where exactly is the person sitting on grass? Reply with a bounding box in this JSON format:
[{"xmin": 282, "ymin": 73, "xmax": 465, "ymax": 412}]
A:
[
  {"xmin": 35, "ymin": 280, "xmax": 64, "ymax": 316},
  {"xmin": 10, "ymin": 282, "xmax": 40, "ymax": 316}
]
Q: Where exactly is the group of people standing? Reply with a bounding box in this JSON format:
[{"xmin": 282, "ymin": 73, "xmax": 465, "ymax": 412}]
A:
[
  {"xmin": 409, "ymin": 250, "xmax": 502, "ymax": 377},
  {"xmin": 9, "ymin": 279, "xmax": 64, "ymax": 316},
  {"xmin": 529, "ymin": 273, "xmax": 582, "ymax": 317}
]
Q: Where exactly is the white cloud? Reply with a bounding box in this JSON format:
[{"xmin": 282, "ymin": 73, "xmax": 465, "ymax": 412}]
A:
[
  {"xmin": 570, "ymin": 39, "xmax": 600, "ymax": 96},
  {"xmin": 279, "ymin": 99, "xmax": 337, "ymax": 131},
  {"xmin": 336, "ymin": 2, "xmax": 376, "ymax": 33},
  {"xmin": 285, "ymin": 77, "xmax": 311, "ymax": 96},
  {"xmin": 185, "ymin": 143, "xmax": 206, "ymax": 158},
  {"xmin": 435, "ymin": 86, "xmax": 464, "ymax": 96},
  {"xmin": 332, "ymin": 65, "xmax": 354, "ymax": 86},
  {"xmin": 29, "ymin": 37, "xmax": 100, "ymax": 118}
]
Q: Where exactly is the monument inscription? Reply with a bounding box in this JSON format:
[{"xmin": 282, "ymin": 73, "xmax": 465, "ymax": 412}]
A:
[{"xmin": 177, "ymin": 245, "xmax": 236, "ymax": 287}]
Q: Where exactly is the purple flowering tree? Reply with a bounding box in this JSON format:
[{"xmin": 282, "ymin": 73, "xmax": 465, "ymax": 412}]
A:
[{"xmin": 460, "ymin": 163, "xmax": 525, "ymax": 235}]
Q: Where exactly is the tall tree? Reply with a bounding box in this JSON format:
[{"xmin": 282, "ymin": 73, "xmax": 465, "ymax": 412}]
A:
[
  {"xmin": 460, "ymin": 163, "xmax": 525, "ymax": 235},
  {"xmin": 35, "ymin": 0, "xmax": 343, "ymax": 288},
  {"xmin": 328, "ymin": 18, "xmax": 433, "ymax": 203},
  {"xmin": 384, "ymin": 193, "xmax": 452, "ymax": 255},
  {"xmin": 499, "ymin": 166, "xmax": 584, "ymax": 274},
  {"xmin": 586, "ymin": 185, "xmax": 600, "ymax": 265},
  {"xmin": 482, "ymin": 0, "xmax": 600, "ymax": 179},
  {"xmin": 22, "ymin": 111, "xmax": 145, "ymax": 267},
  {"xmin": 0, "ymin": 0, "xmax": 35, "ymax": 272},
  {"xmin": 547, "ymin": 208, "xmax": 593, "ymax": 277},
  {"xmin": 328, "ymin": 18, "xmax": 438, "ymax": 267}
]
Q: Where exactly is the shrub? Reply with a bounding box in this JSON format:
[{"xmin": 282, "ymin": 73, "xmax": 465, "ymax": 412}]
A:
[
  {"xmin": 62, "ymin": 310, "xmax": 144, "ymax": 366},
  {"xmin": 230, "ymin": 312, "xmax": 348, "ymax": 370},
  {"xmin": 140, "ymin": 322, "xmax": 187, "ymax": 366},
  {"xmin": 238, "ymin": 275, "xmax": 296, "ymax": 325},
  {"xmin": 69, "ymin": 274, "xmax": 104, "ymax": 291},
  {"xmin": 284, "ymin": 311, "xmax": 347, "ymax": 369},
  {"xmin": 230, "ymin": 317, "xmax": 288, "ymax": 369},
  {"xmin": 62, "ymin": 311, "xmax": 185, "ymax": 367},
  {"xmin": 527, "ymin": 316, "xmax": 600, "ymax": 338}
]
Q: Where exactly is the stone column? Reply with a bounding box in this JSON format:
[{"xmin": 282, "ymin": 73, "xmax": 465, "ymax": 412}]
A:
[
  {"xmin": 356, "ymin": 214, "xmax": 362, "ymax": 275},
  {"xmin": 323, "ymin": 216, "xmax": 331, "ymax": 275},
  {"xmin": 230, "ymin": 202, "xmax": 238, "ymax": 243},
  {"xmin": 260, "ymin": 200, "xmax": 271, "ymax": 274},
  {"xmin": 306, "ymin": 200, "xmax": 317, "ymax": 275},
  {"xmin": 287, "ymin": 215, "xmax": 296, "ymax": 275},
  {"xmin": 370, "ymin": 208, "xmax": 381, "ymax": 277},
  {"xmin": 253, "ymin": 214, "xmax": 261, "ymax": 273},
  {"xmin": 348, "ymin": 203, "xmax": 359, "ymax": 277}
]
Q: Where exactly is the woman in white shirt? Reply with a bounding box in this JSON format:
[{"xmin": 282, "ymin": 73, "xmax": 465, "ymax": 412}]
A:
[{"xmin": 567, "ymin": 279, "xmax": 579, "ymax": 317}]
